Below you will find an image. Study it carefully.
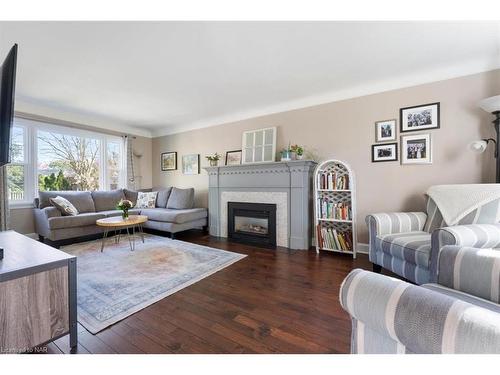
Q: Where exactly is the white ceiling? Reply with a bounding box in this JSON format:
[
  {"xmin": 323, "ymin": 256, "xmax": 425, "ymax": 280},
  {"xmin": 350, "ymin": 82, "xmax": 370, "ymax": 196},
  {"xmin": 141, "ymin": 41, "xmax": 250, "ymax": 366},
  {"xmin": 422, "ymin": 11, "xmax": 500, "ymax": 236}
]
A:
[{"xmin": 1, "ymin": 21, "xmax": 499, "ymax": 138}]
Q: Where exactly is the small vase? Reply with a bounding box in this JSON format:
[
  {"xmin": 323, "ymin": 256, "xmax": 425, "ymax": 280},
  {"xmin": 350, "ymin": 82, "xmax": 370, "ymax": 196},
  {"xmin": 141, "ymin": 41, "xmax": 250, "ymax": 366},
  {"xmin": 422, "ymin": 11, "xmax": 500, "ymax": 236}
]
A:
[
  {"xmin": 210, "ymin": 160, "xmax": 218, "ymax": 167},
  {"xmin": 122, "ymin": 210, "xmax": 129, "ymax": 219},
  {"xmin": 297, "ymin": 154, "xmax": 304, "ymax": 160},
  {"xmin": 281, "ymin": 151, "xmax": 291, "ymax": 161}
]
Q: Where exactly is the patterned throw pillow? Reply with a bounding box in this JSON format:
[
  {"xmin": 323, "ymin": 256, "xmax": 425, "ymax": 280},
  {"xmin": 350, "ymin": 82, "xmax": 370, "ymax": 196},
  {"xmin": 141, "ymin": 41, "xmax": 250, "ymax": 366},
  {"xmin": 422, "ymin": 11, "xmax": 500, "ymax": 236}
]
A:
[
  {"xmin": 49, "ymin": 196, "xmax": 79, "ymax": 216},
  {"xmin": 135, "ymin": 191, "xmax": 158, "ymax": 209}
]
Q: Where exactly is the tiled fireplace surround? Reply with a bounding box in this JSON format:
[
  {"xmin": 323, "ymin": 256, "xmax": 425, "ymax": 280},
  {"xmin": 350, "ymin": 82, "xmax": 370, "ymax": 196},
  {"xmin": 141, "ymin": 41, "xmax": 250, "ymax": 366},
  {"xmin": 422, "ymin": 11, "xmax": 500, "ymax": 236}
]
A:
[{"xmin": 204, "ymin": 160, "xmax": 317, "ymax": 250}]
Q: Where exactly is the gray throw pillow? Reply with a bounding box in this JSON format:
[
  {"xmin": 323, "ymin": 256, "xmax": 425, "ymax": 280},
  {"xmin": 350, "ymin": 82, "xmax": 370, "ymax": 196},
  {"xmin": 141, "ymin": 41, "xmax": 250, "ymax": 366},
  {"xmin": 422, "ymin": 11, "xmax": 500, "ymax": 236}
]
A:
[
  {"xmin": 155, "ymin": 187, "xmax": 173, "ymax": 208},
  {"xmin": 50, "ymin": 196, "xmax": 79, "ymax": 216},
  {"xmin": 167, "ymin": 187, "xmax": 194, "ymax": 209}
]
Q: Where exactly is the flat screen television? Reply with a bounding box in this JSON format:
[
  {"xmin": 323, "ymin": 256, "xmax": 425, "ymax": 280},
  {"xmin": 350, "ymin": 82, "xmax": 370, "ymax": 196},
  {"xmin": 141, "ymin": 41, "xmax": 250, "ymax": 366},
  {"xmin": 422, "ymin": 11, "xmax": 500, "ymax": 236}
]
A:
[{"xmin": 0, "ymin": 44, "xmax": 18, "ymax": 167}]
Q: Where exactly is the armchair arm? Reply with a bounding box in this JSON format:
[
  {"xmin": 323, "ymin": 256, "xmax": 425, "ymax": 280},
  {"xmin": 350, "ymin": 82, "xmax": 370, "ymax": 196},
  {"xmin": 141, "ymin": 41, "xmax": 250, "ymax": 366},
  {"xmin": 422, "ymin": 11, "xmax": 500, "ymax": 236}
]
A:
[
  {"xmin": 366, "ymin": 212, "xmax": 427, "ymax": 262},
  {"xmin": 340, "ymin": 269, "xmax": 500, "ymax": 353},
  {"xmin": 430, "ymin": 224, "xmax": 500, "ymax": 281},
  {"xmin": 437, "ymin": 245, "xmax": 500, "ymax": 303}
]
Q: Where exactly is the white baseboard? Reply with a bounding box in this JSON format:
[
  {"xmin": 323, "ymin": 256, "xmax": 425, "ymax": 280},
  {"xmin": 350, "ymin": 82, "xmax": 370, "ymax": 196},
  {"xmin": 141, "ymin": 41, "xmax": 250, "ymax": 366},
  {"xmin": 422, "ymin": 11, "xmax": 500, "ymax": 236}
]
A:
[{"xmin": 356, "ymin": 242, "xmax": 369, "ymax": 254}]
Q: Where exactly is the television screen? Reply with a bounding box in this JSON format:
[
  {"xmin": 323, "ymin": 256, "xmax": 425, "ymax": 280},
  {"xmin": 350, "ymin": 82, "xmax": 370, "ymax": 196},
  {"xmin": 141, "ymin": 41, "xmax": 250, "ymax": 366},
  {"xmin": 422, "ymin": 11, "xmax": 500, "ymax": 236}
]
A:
[{"xmin": 0, "ymin": 44, "xmax": 18, "ymax": 167}]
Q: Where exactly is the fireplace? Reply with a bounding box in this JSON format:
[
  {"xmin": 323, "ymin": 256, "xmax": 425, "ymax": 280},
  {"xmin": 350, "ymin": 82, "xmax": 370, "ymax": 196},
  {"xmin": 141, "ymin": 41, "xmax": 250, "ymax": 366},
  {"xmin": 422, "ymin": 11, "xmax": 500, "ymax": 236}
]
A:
[{"xmin": 228, "ymin": 202, "xmax": 277, "ymax": 247}]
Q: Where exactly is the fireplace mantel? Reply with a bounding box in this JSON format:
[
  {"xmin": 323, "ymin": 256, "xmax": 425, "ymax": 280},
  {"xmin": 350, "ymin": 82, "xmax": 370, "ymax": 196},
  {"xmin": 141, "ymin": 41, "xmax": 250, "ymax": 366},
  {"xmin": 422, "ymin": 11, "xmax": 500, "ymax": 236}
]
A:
[{"xmin": 204, "ymin": 160, "xmax": 317, "ymax": 249}]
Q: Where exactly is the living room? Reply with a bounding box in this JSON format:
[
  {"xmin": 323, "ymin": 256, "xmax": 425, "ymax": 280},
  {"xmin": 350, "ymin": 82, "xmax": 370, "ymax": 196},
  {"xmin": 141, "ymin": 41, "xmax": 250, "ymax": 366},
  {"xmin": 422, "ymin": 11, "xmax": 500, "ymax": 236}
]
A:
[{"xmin": 1, "ymin": 2, "xmax": 500, "ymax": 373}]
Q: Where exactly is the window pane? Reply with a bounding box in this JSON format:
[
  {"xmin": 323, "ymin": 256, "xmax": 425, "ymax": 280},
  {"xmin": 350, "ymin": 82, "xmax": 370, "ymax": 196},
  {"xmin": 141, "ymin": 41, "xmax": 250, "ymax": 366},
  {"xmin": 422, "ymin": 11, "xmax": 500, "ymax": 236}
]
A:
[
  {"xmin": 10, "ymin": 126, "xmax": 24, "ymax": 163},
  {"xmin": 37, "ymin": 131, "xmax": 100, "ymax": 191},
  {"xmin": 254, "ymin": 146, "xmax": 263, "ymax": 162},
  {"xmin": 264, "ymin": 145, "xmax": 273, "ymax": 161},
  {"xmin": 264, "ymin": 129, "xmax": 274, "ymax": 145},
  {"xmin": 244, "ymin": 148, "xmax": 253, "ymax": 163},
  {"xmin": 255, "ymin": 130, "xmax": 263, "ymax": 146},
  {"xmin": 107, "ymin": 141, "xmax": 122, "ymax": 190},
  {"xmin": 245, "ymin": 132, "xmax": 254, "ymax": 148},
  {"xmin": 7, "ymin": 165, "xmax": 25, "ymax": 201}
]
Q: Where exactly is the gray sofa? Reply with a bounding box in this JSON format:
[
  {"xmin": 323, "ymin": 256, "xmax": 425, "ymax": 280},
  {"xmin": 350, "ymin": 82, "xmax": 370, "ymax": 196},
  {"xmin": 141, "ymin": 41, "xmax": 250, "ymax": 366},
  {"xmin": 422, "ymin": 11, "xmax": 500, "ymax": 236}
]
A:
[{"xmin": 34, "ymin": 187, "xmax": 207, "ymax": 244}]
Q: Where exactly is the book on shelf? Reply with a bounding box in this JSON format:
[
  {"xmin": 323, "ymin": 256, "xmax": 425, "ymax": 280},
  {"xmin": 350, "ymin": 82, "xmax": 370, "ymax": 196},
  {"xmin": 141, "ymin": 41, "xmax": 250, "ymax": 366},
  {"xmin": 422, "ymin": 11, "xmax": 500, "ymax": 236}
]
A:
[
  {"xmin": 316, "ymin": 224, "xmax": 353, "ymax": 251},
  {"xmin": 316, "ymin": 198, "xmax": 352, "ymax": 220},
  {"xmin": 316, "ymin": 169, "xmax": 349, "ymax": 190}
]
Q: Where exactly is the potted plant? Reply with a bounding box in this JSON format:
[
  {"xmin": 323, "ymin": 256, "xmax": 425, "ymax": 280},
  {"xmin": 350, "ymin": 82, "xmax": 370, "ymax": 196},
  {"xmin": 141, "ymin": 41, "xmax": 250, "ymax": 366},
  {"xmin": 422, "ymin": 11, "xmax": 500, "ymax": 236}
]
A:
[
  {"xmin": 206, "ymin": 153, "xmax": 221, "ymax": 167},
  {"xmin": 290, "ymin": 144, "xmax": 304, "ymax": 160},
  {"xmin": 117, "ymin": 199, "xmax": 133, "ymax": 219}
]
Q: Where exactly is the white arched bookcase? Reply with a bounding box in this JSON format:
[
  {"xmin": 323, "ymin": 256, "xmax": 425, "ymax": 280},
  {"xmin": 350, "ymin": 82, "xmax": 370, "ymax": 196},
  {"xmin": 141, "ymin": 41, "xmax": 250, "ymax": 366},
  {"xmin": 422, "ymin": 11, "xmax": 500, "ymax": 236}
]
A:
[{"xmin": 314, "ymin": 159, "xmax": 357, "ymax": 258}]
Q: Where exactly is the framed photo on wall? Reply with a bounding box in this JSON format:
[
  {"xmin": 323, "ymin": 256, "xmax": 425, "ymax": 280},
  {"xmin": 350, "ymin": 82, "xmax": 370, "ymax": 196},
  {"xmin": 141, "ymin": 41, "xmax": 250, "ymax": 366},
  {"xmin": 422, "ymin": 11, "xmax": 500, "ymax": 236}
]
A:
[
  {"xmin": 401, "ymin": 133, "xmax": 432, "ymax": 164},
  {"xmin": 182, "ymin": 154, "xmax": 200, "ymax": 175},
  {"xmin": 161, "ymin": 151, "xmax": 177, "ymax": 171},
  {"xmin": 400, "ymin": 102, "xmax": 440, "ymax": 132},
  {"xmin": 225, "ymin": 150, "xmax": 242, "ymax": 165},
  {"xmin": 375, "ymin": 119, "xmax": 397, "ymax": 142},
  {"xmin": 372, "ymin": 143, "xmax": 398, "ymax": 162}
]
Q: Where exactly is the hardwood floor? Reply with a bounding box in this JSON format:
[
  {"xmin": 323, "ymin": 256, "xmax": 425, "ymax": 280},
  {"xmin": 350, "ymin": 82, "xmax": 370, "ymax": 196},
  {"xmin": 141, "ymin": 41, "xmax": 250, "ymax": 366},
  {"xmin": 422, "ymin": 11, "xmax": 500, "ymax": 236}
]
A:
[{"xmin": 46, "ymin": 231, "xmax": 374, "ymax": 354}]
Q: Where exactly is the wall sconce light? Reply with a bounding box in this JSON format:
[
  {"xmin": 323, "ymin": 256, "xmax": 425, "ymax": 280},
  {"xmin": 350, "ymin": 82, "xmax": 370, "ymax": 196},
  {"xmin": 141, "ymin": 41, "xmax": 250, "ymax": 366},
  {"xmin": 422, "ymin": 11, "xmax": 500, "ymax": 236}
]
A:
[{"xmin": 475, "ymin": 95, "xmax": 500, "ymax": 182}]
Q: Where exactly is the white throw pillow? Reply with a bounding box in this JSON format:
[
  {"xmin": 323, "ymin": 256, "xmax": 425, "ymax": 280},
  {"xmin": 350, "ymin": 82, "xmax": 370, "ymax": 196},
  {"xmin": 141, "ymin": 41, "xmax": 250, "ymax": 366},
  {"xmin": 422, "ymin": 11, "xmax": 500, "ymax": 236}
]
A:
[
  {"xmin": 135, "ymin": 191, "xmax": 158, "ymax": 209},
  {"xmin": 49, "ymin": 196, "xmax": 79, "ymax": 216}
]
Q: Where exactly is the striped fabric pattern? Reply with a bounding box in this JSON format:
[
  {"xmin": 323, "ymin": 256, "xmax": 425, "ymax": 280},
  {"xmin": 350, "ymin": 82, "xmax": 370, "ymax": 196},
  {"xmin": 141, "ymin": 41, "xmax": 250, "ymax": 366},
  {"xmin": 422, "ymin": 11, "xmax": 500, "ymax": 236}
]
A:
[
  {"xmin": 424, "ymin": 196, "xmax": 500, "ymax": 231},
  {"xmin": 430, "ymin": 224, "xmax": 500, "ymax": 281},
  {"xmin": 437, "ymin": 245, "xmax": 500, "ymax": 303},
  {"xmin": 375, "ymin": 231, "xmax": 431, "ymax": 284},
  {"xmin": 340, "ymin": 269, "xmax": 500, "ymax": 354},
  {"xmin": 366, "ymin": 212, "xmax": 427, "ymax": 263}
]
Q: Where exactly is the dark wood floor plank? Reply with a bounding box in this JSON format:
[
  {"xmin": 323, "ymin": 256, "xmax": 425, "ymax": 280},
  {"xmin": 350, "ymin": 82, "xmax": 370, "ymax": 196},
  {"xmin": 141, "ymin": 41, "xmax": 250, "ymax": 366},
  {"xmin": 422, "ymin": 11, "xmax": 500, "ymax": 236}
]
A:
[{"xmin": 44, "ymin": 230, "xmax": 375, "ymax": 354}]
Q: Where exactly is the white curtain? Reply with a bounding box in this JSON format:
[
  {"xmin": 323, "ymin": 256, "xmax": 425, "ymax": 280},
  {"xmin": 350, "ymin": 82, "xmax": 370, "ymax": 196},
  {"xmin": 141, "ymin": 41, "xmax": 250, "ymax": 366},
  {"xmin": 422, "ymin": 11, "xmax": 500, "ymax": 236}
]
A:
[
  {"xmin": 0, "ymin": 165, "xmax": 10, "ymax": 231},
  {"xmin": 125, "ymin": 135, "xmax": 136, "ymax": 190}
]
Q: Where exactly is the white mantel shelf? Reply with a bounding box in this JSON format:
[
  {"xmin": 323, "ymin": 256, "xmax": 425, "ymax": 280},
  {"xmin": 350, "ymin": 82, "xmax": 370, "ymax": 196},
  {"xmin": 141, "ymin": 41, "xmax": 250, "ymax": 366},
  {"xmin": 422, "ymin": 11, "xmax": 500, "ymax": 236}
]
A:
[{"xmin": 205, "ymin": 159, "xmax": 317, "ymax": 250}]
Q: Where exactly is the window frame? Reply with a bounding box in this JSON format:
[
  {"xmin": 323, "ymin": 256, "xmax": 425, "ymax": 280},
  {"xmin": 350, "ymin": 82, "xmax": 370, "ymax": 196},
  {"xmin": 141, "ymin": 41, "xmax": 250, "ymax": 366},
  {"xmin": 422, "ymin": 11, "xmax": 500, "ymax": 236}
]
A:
[{"xmin": 8, "ymin": 117, "xmax": 126, "ymax": 208}]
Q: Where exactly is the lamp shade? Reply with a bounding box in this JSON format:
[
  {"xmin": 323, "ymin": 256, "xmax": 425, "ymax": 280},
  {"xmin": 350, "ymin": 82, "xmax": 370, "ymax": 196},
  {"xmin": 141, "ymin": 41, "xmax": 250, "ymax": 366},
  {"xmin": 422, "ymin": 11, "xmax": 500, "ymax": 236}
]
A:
[
  {"xmin": 469, "ymin": 140, "xmax": 488, "ymax": 153},
  {"xmin": 478, "ymin": 95, "xmax": 500, "ymax": 113}
]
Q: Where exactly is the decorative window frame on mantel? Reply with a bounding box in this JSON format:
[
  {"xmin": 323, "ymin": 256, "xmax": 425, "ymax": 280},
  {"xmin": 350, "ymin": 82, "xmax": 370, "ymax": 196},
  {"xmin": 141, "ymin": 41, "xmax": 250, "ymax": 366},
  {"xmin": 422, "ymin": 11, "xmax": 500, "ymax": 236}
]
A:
[{"xmin": 241, "ymin": 126, "xmax": 277, "ymax": 164}]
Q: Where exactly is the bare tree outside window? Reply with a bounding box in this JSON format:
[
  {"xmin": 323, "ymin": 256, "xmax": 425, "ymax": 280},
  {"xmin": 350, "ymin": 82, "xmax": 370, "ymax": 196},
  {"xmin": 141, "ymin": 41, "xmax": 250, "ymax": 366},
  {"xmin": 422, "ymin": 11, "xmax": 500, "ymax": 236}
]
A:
[{"xmin": 38, "ymin": 131, "xmax": 100, "ymax": 191}]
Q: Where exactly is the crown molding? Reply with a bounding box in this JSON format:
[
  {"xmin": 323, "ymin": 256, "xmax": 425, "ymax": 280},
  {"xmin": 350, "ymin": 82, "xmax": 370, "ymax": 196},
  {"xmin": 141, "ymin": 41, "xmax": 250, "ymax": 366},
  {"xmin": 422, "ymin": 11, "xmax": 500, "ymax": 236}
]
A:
[
  {"xmin": 151, "ymin": 60, "xmax": 500, "ymax": 138},
  {"xmin": 14, "ymin": 100, "xmax": 153, "ymax": 138}
]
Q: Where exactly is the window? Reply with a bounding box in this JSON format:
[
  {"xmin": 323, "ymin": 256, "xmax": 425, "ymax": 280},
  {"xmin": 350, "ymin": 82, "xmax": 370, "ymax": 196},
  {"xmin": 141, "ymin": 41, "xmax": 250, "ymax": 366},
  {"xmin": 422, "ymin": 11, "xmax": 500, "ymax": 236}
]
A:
[
  {"xmin": 7, "ymin": 118, "xmax": 125, "ymax": 206},
  {"xmin": 6, "ymin": 126, "xmax": 27, "ymax": 202},
  {"xmin": 241, "ymin": 127, "xmax": 276, "ymax": 164}
]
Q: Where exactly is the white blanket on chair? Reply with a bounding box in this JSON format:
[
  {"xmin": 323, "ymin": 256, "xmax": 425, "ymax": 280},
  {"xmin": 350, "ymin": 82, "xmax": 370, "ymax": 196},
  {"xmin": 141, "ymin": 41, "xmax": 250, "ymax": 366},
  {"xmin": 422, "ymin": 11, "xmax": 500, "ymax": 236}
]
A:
[{"xmin": 426, "ymin": 184, "xmax": 500, "ymax": 226}]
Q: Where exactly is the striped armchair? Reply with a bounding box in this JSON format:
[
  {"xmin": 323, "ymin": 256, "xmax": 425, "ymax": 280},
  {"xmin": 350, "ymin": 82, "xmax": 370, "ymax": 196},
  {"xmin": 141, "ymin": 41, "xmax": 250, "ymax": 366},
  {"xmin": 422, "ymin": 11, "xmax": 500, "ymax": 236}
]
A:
[
  {"xmin": 340, "ymin": 246, "xmax": 500, "ymax": 353},
  {"xmin": 367, "ymin": 190, "xmax": 500, "ymax": 284}
]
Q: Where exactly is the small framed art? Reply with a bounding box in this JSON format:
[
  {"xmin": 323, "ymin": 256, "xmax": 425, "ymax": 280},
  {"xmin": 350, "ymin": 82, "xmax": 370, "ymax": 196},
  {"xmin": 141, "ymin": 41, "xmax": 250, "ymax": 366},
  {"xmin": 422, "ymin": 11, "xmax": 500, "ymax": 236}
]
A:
[
  {"xmin": 225, "ymin": 150, "xmax": 242, "ymax": 165},
  {"xmin": 182, "ymin": 154, "xmax": 200, "ymax": 175},
  {"xmin": 400, "ymin": 102, "xmax": 440, "ymax": 133},
  {"xmin": 372, "ymin": 143, "xmax": 398, "ymax": 162},
  {"xmin": 375, "ymin": 119, "xmax": 397, "ymax": 142},
  {"xmin": 401, "ymin": 133, "xmax": 432, "ymax": 164},
  {"xmin": 161, "ymin": 151, "xmax": 177, "ymax": 171}
]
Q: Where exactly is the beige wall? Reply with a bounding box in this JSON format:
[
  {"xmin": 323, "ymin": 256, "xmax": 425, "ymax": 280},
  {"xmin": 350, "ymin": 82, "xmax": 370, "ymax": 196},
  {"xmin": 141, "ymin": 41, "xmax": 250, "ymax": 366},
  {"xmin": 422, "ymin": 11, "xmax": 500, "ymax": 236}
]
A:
[
  {"xmin": 9, "ymin": 134, "xmax": 153, "ymax": 235},
  {"xmin": 131, "ymin": 135, "xmax": 153, "ymax": 189},
  {"xmin": 152, "ymin": 70, "xmax": 500, "ymax": 243}
]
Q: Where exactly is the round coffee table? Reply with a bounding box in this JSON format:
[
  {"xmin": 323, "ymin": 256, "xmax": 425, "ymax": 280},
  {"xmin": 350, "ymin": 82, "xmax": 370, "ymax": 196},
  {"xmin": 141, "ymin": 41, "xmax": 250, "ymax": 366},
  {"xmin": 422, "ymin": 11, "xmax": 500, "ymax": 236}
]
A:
[{"xmin": 96, "ymin": 215, "xmax": 148, "ymax": 252}]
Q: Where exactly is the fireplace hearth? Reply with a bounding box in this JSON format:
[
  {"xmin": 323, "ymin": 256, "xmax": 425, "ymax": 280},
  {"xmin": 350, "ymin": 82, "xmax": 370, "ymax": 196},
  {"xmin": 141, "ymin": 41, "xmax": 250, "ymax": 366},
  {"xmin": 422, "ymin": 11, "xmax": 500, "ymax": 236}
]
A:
[{"xmin": 228, "ymin": 202, "xmax": 277, "ymax": 247}]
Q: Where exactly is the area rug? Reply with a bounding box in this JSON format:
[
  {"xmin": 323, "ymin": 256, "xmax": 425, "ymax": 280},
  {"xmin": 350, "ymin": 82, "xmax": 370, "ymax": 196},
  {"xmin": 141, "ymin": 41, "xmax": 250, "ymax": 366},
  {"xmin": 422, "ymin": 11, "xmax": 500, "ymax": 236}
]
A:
[{"xmin": 61, "ymin": 234, "xmax": 246, "ymax": 334}]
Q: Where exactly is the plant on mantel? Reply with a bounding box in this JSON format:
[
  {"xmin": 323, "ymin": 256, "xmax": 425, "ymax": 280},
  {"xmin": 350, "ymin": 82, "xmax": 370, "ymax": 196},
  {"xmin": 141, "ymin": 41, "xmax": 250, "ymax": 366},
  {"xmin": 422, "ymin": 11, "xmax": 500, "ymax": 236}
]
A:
[
  {"xmin": 206, "ymin": 153, "xmax": 221, "ymax": 167},
  {"xmin": 281, "ymin": 142, "xmax": 305, "ymax": 161}
]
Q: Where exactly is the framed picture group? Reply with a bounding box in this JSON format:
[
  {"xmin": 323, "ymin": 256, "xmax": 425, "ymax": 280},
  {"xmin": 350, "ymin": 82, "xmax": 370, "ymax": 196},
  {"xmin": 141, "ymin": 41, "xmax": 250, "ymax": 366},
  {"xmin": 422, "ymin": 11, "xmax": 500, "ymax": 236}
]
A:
[{"xmin": 371, "ymin": 102, "xmax": 439, "ymax": 164}]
